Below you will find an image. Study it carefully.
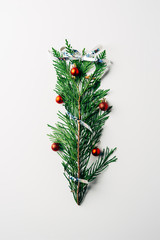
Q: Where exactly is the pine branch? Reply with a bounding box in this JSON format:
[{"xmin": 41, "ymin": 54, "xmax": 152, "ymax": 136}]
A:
[
  {"xmin": 65, "ymin": 39, "xmax": 75, "ymax": 55},
  {"xmin": 52, "ymin": 48, "xmax": 61, "ymax": 58},
  {"xmin": 48, "ymin": 41, "xmax": 117, "ymax": 205},
  {"xmin": 98, "ymin": 50, "xmax": 106, "ymax": 60},
  {"xmin": 86, "ymin": 147, "xmax": 117, "ymax": 182},
  {"xmin": 82, "ymin": 48, "xmax": 86, "ymax": 56}
]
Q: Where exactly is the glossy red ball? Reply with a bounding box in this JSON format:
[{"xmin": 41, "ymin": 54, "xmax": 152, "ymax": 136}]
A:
[
  {"xmin": 99, "ymin": 102, "xmax": 108, "ymax": 111},
  {"xmin": 51, "ymin": 143, "xmax": 60, "ymax": 151},
  {"xmin": 70, "ymin": 67, "xmax": 79, "ymax": 76},
  {"xmin": 56, "ymin": 95, "xmax": 63, "ymax": 104},
  {"xmin": 92, "ymin": 148, "xmax": 101, "ymax": 156}
]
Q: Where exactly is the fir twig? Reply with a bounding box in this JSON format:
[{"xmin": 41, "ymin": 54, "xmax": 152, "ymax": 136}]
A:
[{"xmin": 48, "ymin": 40, "xmax": 117, "ymax": 205}]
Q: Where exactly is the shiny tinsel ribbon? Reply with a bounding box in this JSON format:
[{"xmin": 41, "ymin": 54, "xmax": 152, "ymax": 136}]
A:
[
  {"xmin": 67, "ymin": 111, "xmax": 92, "ymax": 132},
  {"xmin": 59, "ymin": 45, "xmax": 104, "ymax": 62},
  {"xmin": 64, "ymin": 171, "xmax": 89, "ymax": 185},
  {"xmin": 49, "ymin": 45, "xmax": 112, "ymax": 65}
]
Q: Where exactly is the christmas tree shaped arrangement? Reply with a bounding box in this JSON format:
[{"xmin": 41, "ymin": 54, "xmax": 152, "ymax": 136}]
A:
[{"xmin": 48, "ymin": 40, "xmax": 117, "ymax": 205}]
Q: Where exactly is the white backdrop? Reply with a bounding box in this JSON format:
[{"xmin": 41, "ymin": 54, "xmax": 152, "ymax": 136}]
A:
[{"xmin": 0, "ymin": 0, "xmax": 160, "ymax": 239}]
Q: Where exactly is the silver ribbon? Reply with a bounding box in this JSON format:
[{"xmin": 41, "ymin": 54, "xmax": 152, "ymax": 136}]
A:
[
  {"xmin": 49, "ymin": 45, "xmax": 112, "ymax": 65},
  {"xmin": 64, "ymin": 171, "xmax": 88, "ymax": 184},
  {"xmin": 67, "ymin": 111, "xmax": 92, "ymax": 132},
  {"xmin": 59, "ymin": 45, "xmax": 104, "ymax": 62}
]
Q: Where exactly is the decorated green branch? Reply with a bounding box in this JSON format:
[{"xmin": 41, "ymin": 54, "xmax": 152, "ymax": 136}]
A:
[{"xmin": 47, "ymin": 40, "xmax": 117, "ymax": 205}]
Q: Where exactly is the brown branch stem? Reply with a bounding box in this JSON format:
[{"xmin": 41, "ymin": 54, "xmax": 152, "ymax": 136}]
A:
[{"xmin": 77, "ymin": 94, "xmax": 81, "ymax": 205}]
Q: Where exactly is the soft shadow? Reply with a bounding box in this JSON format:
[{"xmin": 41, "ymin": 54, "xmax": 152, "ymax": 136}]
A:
[{"xmin": 101, "ymin": 67, "xmax": 111, "ymax": 81}]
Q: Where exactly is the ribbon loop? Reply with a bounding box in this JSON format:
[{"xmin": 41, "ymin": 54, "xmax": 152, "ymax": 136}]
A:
[
  {"xmin": 50, "ymin": 45, "xmax": 111, "ymax": 64},
  {"xmin": 67, "ymin": 111, "xmax": 92, "ymax": 132}
]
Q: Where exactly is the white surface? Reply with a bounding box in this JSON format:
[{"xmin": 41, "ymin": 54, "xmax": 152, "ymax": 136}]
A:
[{"xmin": 0, "ymin": 0, "xmax": 160, "ymax": 239}]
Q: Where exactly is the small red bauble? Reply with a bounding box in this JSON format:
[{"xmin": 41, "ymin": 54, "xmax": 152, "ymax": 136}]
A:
[
  {"xmin": 56, "ymin": 95, "xmax": 63, "ymax": 104},
  {"xmin": 99, "ymin": 101, "xmax": 108, "ymax": 111},
  {"xmin": 92, "ymin": 148, "xmax": 101, "ymax": 156},
  {"xmin": 51, "ymin": 143, "xmax": 60, "ymax": 151},
  {"xmin": 70, "ymin": 67, "xmax": 79, "ymax": 76}
]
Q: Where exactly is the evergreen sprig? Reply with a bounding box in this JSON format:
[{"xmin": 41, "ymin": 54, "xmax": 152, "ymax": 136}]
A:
[
  {"xmin": 65, "ymin": 39, "xmax": 75, "ymax": 55},
  {"xmin": 86, "ymin": 147, "xmax": 117, "ymax": 182},
  {"xmin": 48, "ymin": 40, "xmax": 117, "ymax": 205}
]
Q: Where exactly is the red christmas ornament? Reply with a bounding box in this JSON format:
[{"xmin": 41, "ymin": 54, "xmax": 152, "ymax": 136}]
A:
[
  {"xmin": 56, "ymin": 95, "xmax": 63, "ymax": 104},
  {"xmin": 92, "ymin": 147, "xmax": 101, "ymax": 156},
  {"xmin": 51, "ymin": 143, "xmax": 60, "ymax": 151},
  {"xmin": 70, "ymin": 67, "xmax": 79, "ymax": 76},
  {"xmin": 99, "ymin": 101, "xmax": 108, "ymax": 111}
]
